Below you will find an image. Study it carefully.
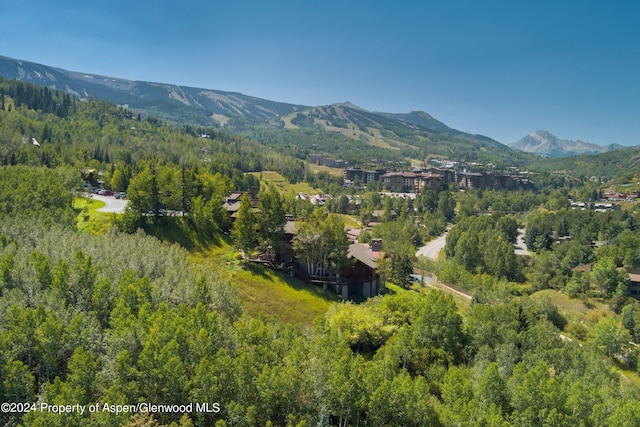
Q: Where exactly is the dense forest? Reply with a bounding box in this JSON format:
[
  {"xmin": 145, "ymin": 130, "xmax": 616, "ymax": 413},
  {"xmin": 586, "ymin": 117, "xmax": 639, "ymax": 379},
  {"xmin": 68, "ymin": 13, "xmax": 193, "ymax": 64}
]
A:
[{"xmin": 1, "ymin": 78, "xmax": 640, "ymax": 426}]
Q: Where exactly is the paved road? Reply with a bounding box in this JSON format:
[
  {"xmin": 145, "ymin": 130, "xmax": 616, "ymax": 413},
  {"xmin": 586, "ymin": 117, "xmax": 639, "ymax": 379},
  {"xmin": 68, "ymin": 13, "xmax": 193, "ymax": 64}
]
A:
[
  {"xmin": 90, "ymin": 194, "xmax": 128, "ymax": 213},
  {"xmin": 417, "ymin": 228, "xmax": 531, "ymax": 260},
  {"xmin": 514, "ymin": 228, "xmax": 531, "ymax": 256},
  {"xmin": 416, "ymin": 232, "xmax": 448, "ymax": 260}
]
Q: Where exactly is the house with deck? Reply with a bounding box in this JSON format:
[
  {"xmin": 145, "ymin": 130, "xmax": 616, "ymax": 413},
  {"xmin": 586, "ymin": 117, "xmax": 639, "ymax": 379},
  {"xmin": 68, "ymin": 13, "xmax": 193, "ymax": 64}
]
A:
[{"xmin": 258, "ymin": 219, "xmax": 384, "ymax": 300}]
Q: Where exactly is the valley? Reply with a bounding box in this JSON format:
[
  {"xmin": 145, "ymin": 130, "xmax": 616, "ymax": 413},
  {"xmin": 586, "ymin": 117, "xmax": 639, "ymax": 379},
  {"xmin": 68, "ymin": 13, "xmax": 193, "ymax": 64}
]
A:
[{"xmin": 0, "ymin": 61, "xmax": 639, "ymax": 426}]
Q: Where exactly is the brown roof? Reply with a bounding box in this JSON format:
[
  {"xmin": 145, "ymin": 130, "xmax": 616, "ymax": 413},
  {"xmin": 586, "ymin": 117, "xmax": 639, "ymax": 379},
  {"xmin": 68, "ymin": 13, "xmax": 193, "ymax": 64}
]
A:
[
  {"xmin": 347, "ymin": 228, "xmax": 361, "ymax": 241},
  {"xmin": 348, "ymin": 243, "xmax": 377, "ymax": 269},
  {"xmin": 223, "ymin": 201, "xmax": 241, "ymax": 212},
  {"xmin": 227, "ymin": 192, "xmax": 244, "ymax": 201},
  {"xmin": 629, "ymin": 269, "xmax": 640, "ymax": 283}
]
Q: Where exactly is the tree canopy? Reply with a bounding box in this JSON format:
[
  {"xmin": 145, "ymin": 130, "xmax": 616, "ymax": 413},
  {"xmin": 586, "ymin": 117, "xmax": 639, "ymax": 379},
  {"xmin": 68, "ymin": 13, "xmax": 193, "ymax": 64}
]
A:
[{"xmin": 1, "ymin": 78, "xmax": 640, "ymax": 426}]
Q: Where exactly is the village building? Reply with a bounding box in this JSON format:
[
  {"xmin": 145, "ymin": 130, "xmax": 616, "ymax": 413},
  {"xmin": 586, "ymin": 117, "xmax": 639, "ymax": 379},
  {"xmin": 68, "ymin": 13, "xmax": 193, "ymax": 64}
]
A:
[
  {"xmin": 456, "ymin": 171, "xmax": 487, "ymax": 190},
  {"xmin": 343, "ymin": 168, "xmax": 385, "ymax": 186},
  {"xmin": 309, "ymin": 153, "xmax": 346, "ymax": 168},
  {"xmin": 381, "ymin": 171, "xmax": 445, "ymax": 193}
]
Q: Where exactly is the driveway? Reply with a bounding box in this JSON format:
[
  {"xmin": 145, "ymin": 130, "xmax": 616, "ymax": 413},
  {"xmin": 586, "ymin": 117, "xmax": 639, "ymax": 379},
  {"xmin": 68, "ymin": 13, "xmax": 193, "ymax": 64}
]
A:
[{"xmin": 90, "ymin": 194, "xmax": 128, "ymax": 213}]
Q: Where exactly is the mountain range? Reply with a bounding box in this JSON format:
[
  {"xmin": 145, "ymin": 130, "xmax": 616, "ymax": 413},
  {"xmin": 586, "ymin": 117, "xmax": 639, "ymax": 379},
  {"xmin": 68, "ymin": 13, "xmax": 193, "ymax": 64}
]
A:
[
  {"xmin": 0, "ymin": 55, "xmax": 308, "ymax": 127},
  {"xmin": 0, "ymin": 55, "xmax": 627, "ymax": 161},
  {"xmin": 0, "ymin": 55, "xmax": 504, "ymax": 147},
  {"xmin": 510, "ymin": 130, "xmax": 628, "ymax": 157}
]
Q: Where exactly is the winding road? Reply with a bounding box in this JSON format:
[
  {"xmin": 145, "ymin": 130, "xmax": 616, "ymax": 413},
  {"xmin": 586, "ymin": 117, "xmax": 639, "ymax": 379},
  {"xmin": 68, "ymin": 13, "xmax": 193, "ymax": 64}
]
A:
[
  {"xmin": 416, "ymin": 232, "xmax": 448, "ymax": 260},
  {"xmin": 417, "ymin": 228, "xmax": 531, "ymax": 260}
]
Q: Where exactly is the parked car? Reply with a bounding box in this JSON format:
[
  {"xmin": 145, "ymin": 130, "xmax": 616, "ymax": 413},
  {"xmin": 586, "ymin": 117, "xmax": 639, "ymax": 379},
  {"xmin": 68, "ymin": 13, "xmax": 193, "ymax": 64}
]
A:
[
  {"xmin": 98, "ymin": 189, "xmax": 114, "ymax": 196},
  {"xmin": 115, "ymin": 192, "xmax": 127, "ymax": 199}
]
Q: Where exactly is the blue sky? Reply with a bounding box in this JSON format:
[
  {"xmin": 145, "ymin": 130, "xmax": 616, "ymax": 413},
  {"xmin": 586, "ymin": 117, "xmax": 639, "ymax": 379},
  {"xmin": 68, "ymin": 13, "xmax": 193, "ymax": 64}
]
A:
[{"xmin": 1, "ymin": 0, "xmax": 638, "ymax": 146}]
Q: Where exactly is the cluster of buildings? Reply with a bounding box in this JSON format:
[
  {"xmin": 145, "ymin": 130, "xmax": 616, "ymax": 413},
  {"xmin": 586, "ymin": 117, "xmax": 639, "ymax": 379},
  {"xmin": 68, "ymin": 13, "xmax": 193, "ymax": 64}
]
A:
[
  {"xmin": 602, "ymin": 191, "xmax": 639, "ymax": 202},
  {"xmin": 310, "ymin": 151, "xmax": 535, "ymax": 192},
  {"xmin": 343, "ymin": 167, "xmax": 534, "ymax": 192},
  {"xmin": 570, "ymin": 191, "xmax": 639, "ymax": 212},
  {"xmin": 570, "ymin": 201, "xmax": 623, "ymax": 212}
]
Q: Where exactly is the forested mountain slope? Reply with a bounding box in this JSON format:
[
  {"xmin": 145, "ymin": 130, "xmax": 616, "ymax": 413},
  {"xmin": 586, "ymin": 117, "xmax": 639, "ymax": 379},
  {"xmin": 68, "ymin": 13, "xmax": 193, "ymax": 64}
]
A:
[
  {"xmin": 0, "ymin": 55, "xmax": 532, "ymax": 168},
  {"xmin": 255, "ymin": 102, "xmax": 532, "ymax": 168},
  {"xmin": 0, "ymin": 55, "xmax": 308, "ymax": 127},
  {"xmin": 0, "ymin": 77, "xmax": 305, "ymax": 181},
  {"xmin": 527, "ymin": 145, "xmax": 640, "ymax": 180}
]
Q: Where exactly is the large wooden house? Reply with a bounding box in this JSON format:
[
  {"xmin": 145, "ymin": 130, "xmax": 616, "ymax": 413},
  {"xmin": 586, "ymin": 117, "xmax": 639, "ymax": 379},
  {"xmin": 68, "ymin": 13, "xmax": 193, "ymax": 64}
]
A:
[{"xmin": 265, "ymin": 220, "xmax": 384, "ymax": 300}]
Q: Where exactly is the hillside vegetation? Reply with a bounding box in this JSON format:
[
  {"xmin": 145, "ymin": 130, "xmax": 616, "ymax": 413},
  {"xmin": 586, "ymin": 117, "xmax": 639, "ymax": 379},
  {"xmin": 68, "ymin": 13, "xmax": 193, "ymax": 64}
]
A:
[
  {"xmin": 2, "ymin": 78, "xmax": 640, "ymax": 426},
  {"xmin": 527, "ymin": 146, "xmax": 640, "ymax": 181}
]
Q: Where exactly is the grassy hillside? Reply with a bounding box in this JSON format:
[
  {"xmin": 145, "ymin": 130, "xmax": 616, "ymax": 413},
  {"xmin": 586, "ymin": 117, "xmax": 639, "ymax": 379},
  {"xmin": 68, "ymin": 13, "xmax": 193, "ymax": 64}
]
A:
[
  {"xmin": 73, "ymin": 191, "xmax": 336, "ymax": 325},
  {"xmin": 190, "ymin": 243, "xmax": 336, "ymax": 325},
  {"xmin": 248, "ymin": 170, "xmax": 320, "ymax": 195},
  {"xmin": 530, "ymin": 289, "xmax": 614, "ymax": 328}
]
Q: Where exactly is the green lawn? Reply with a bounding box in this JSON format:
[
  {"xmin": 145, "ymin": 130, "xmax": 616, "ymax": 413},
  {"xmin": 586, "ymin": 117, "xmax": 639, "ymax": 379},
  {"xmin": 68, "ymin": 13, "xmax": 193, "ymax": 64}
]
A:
[
  {"xmin": 233, "ymin": 266, "xmax": 337, "ymax": 325},
  {"xmin": 74, "ymin": 196, "xmax": 113, "ymax": 234}
]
